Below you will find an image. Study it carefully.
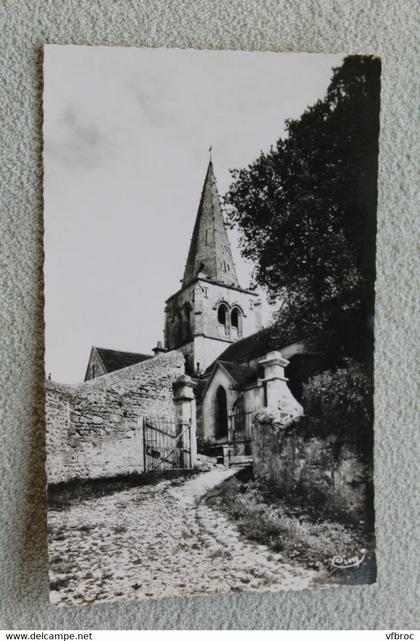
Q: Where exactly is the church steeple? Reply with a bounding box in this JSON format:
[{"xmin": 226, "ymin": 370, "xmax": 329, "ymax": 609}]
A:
[
  {"xmin": 164, "ymin": 156, "xmax": 262, "ymax": 374},
  {"xmin": 182, "ymin": 160, "xmax": 239, "ymax": 288}
]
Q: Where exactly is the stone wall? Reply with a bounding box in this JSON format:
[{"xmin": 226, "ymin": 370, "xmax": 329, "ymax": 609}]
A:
[
  {"xmin": 46, "ymin": 350, "xmax": 185, "ymax": 484},
  {"xmin": 252, "ymin": 408, "xmax": 371, "ymax": 523}
]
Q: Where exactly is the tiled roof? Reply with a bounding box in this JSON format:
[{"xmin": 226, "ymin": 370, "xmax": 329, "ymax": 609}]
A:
[
  {"xmin": 202, "ymin": 312, "xmax": 371, "ymax": 396},
  {"xmin": 96, "ymin": 347, "xmax": 152, "ymax": 373},
  {"xmin": 206, "ymin": 325, "xmax": 299, "ymax": 372}
]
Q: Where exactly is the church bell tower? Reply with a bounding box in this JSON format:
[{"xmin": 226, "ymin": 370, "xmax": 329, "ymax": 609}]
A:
[{"xmin": 164, "ymin": 158, "xmax": 262, "ymax": 375}]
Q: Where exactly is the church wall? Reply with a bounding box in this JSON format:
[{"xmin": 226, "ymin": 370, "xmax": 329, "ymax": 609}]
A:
[
  {"xmin": 192, "ymin": 335, "xmax": 231, "ymax": 375},
  {"xmin": 164, "ymin": 283, "xmax": 196, "ymax": 351},
  {"xmin": 199, "ymin": 281, "xmax": 262, "ymax": 340},
  {"xmin": 177, "ymin": 342, "xmax": 195, "ymax": 375},
  {"xmin": 165, "ymin": 279, "xmax": 263, "ymax": 373},
  {"xmin": 243, "ymin": 384, "xmax": 265, "ymax": 415},
  {"xmin": 200, "ymin": 367, "xmax": 239, "ymax": 441},
  {"xmin": 45, "ymin": 351, "xmax": 185, "ymax": 484},
  {"xmin": 198, "ymin": 378, "xmax": 264, "ymax": 446},
  {"xmin": 175, "ymin": 336, "xmax": 231, "ymax": 376}
]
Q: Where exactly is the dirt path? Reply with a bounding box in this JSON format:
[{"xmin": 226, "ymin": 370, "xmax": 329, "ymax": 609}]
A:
[{"xmin": 48, "ymin": 469, "xmax": 322, "ymax": 605}]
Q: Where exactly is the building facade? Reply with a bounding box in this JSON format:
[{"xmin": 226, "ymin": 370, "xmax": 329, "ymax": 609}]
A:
[{"xmin": 82, "ymin": 158, "xmax": 310, "ymax": 465}]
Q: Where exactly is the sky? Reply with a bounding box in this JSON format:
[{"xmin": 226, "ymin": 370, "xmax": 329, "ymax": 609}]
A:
[{"xmin": 43, "ymin": 46, "xmax": 343, "ymax": 383}]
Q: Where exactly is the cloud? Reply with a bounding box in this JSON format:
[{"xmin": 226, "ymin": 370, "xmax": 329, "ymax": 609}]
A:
[
  {"xmin": 45, "ymin": 105, "xmax": 110, "ymax": 169},
  {"xmin": 127, "ymin": 80, "xmax": 175, "ymax": 129}
]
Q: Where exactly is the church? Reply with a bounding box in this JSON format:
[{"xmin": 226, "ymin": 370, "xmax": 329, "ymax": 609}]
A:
[{"xmin": 83, "ymin": 159, "xmax": 321, "ymax": 464}]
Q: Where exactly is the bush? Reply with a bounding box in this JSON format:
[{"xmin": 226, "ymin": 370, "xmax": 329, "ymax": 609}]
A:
[{"xmin": 301, "ymin": 359, "xmax": 373, "ymax": 456}]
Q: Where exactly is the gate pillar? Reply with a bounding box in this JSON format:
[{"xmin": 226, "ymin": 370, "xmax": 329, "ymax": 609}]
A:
[
  {"xmin": 173, "ymin": 374, "xmax": 197, "ymax": 468},
  {"xmin": 258, "ymin": 351, "xmax": 303, "ymax": 419}
]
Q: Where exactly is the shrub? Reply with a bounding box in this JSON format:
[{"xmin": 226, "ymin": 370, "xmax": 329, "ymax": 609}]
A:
[{"xmin": 301, "ymin": 359, "xmax": 373, "ymax": 456}]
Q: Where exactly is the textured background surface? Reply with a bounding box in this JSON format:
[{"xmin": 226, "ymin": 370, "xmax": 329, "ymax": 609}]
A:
[{"xmin": 0, "ymin": 0, "xmax": 418, "ymax": 630}]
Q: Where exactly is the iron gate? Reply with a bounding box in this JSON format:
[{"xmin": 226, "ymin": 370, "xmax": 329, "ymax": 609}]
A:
[
  {"xmin": 196, "ymin": 410, "xmax": 254, "ymax": 466},
  {"xmin": 227, "ymin": 410, "xmax": 254, "ymax": 464},
  {"xmin": 230, "ymin": 410, "xmax": 254, "ymax": 450},
  {"xmin": 142, "ymin": 416, "xmax": 192, "ymax": 472}
]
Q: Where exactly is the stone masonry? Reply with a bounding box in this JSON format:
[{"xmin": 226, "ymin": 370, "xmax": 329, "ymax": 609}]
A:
[
  {"xmin": 45, "ymin": 351, "xmax": 185, "ymax": 484},
  {"xmin": 252, "ymin": 411, "xmax": 371, "ymax": 523},
  {"xmin": 251, "ymin": 352, "xmax": 371, "ymax": 523}
]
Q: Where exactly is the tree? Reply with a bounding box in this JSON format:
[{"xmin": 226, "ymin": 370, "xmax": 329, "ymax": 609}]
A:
[{"xmin": 225, "ymin": 56, "xmax": 381, "ymax": 341}]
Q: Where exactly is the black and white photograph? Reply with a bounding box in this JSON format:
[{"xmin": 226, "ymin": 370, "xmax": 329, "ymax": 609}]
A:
[{"xmin": 43, "ymin": 46, "xmax": 380, "ymax": 606}]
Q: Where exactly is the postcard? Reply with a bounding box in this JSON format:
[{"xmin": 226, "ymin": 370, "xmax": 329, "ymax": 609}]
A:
[{"xmin": 43, "ymin": 46, "xmax": 380, "ymax": 605}]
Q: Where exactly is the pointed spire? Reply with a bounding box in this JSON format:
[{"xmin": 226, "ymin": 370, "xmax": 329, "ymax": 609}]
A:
[{"xmin": 182, "ymin": 159, "xmax": 239, "ymax": 288}]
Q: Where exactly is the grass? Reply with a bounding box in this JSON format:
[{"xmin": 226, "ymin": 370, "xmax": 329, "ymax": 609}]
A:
[{"xmin": 206, "ymin": 472, "xmax": 373, "ymax": 576}]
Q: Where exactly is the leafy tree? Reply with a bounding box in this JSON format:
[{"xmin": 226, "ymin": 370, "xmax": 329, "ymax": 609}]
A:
[{"xmin": 225, "ymin": 56, "xmax": 381, "ymax": 341}]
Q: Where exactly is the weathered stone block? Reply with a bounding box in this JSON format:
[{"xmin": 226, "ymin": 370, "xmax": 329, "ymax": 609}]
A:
[
  {"xmin": 45, "ymin": 350, "xmax": 185, "ymax": 484},
  {"xmin": 252, "ymin": 411, "xmax": 371, "ymax": 523}
]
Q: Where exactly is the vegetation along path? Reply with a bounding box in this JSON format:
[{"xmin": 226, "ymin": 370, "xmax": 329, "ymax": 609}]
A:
[{"xmin": 48, "ymin": 469, "xmax": 324, "ymax": 605}]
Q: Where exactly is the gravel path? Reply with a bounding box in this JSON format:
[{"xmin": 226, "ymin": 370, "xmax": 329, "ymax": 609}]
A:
[{"xmin": 48, "ymin": 469, "xmax": 322, "ymax": 605}]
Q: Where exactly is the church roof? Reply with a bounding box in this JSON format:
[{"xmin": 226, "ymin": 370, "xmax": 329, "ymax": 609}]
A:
[
  {"xmin": 95, "ymin": 347, "xmax": 152, "ymax": 373},
  {"xmin": 196, "ymin": 360, "xmax": 259, "ymax": 400},
  {"xmin": 218, "ymin": 361, "xmax": 259, "ymax": 387},
  {"xmin": 182, "ymin": 160, "xmax": 239, "ymax": 288},
  {"xmin": 211, "ymin": 309, "xmax": 372, "ymax": 372},
  {"xmin": 206, "ymin": 326, "xmax": 290, "ymax": 371},
  {"xmin": 202, "ymin": 329, "xmax": 347, "ymax": 401}
]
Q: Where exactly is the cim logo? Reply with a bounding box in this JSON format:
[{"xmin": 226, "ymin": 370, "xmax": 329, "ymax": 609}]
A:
[{"xmin": 331, "ymin": 548, "xmax": 367, "ymax": 569}]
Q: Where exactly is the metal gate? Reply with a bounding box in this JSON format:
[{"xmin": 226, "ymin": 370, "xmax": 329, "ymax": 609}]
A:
[
  {"xmin": 227, "ymin": 410, "xmax": 254, "ymax": 464},
  {"xmin": 142, "ymin": 416, "xmax": 192, "ymax": 472}
]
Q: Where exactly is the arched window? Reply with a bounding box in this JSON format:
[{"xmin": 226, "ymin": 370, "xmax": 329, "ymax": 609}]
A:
[
  {"xmin": 231, "ymin": 308, "xmax": 239, "ymax": 328},
  {"xmin": 217, "ymin": 303, "xmax": 227, "ymax": 326},
  {"xmin": 231, "ymin": 307, "xmax": 243, "ymax": 339},
  {"xmin": 217, "ymin": 303, "xmax": 229, "ymax": 337},
  {"xmin": 215, "ymin": 386, "xmax": 228, "ymax": 439}
]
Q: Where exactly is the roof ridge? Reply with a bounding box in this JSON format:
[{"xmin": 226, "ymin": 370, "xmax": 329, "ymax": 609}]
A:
[
  {"xmin": 218, "ymin": 360, "xmax": 254, "ymax": 369},
  {"xmin": 95, "ymin": 346, "xmax": 151, "ymax": 356}
]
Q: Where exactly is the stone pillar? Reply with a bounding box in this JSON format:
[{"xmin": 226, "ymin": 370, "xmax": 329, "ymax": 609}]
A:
[
  {"xmin": 173, "ymin": 374, "xmax": 197, "ymax": 468},
  {"xmin": 253, "ymin": 353, "xmax": 303, "ymax": 487},
  {"xmin": 258, "ymin": 351, "xmax": 303, "ymax": 420}
]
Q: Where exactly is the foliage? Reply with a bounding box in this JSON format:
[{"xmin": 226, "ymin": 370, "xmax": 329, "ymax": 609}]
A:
[
  {"xmin": 301, "ymin": 359, "xmax": 373, "ymax": 455},
  {"xmin": 225, "ymin": 56, "xmax": 381, "ymax": 336},
  {"xmin": 207, "ymin": 476, "xmax": 368, "ymax": 571}
]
